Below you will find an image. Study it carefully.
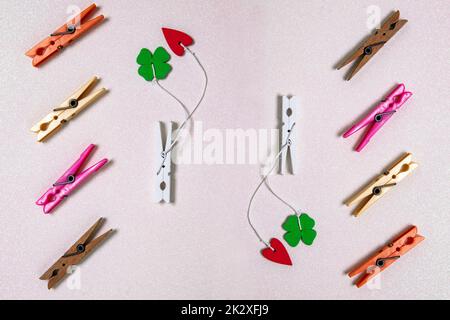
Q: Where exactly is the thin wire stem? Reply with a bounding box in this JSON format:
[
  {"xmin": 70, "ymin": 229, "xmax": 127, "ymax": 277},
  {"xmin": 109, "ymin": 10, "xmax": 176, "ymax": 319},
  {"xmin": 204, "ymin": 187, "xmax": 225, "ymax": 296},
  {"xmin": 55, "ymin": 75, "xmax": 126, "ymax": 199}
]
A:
[{"xmin": 264, "ymin": 180, "xmax": 298, "ymax": 216}]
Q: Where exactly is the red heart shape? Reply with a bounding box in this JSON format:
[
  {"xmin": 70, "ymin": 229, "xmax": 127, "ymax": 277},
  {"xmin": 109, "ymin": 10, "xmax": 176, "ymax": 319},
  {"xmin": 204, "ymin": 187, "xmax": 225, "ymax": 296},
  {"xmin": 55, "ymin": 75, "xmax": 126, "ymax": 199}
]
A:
[
  {"xmin": 261, "ymin": 238, "xmax": 292, "ymax": 266},
  {"xmin": 162, "ymin": 27, "xmax": 194, "ymax": 57}
]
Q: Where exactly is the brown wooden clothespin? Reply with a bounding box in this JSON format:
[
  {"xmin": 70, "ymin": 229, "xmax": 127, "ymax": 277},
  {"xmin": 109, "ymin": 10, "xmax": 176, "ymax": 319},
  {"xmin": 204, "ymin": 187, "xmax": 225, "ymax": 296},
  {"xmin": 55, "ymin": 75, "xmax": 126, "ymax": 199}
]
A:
[
  {"xmin": 40, "ymin": 218, "xmax": 114, "ymax": 289},
  {"xmin": 336, "ymin": 10, "xmax": 407, "ymax": 80}
]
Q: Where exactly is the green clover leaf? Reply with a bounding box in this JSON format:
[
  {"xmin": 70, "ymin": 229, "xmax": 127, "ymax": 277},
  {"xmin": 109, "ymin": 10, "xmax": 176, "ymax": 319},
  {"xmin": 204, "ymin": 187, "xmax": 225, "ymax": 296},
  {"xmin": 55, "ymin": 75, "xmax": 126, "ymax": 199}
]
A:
[
  {"xmin": 282, "ymin": 215, "xmax": 302, "ymax": 247},
  {"xmin": 299, "ymin": 213, "xmax": 317, "ymax": 245},
  {"xmin": 137, "ymin": 46, "xmax": 172, "ymax": 81},
  {"xmin": 282, "ymin": 213, "xmax": 317, "ymax": 247}
]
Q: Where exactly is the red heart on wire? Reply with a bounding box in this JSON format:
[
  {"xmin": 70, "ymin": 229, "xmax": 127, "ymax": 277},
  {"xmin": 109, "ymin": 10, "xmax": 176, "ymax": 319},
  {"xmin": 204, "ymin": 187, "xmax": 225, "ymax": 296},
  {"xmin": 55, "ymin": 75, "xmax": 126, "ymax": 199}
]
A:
[
  {"xmin": 261, "ymin": 238, "xmax": 292, "ymax": 266},
  {"xmin": 162, "ymin": 27, "xmax": 194, "ymax": 56}
]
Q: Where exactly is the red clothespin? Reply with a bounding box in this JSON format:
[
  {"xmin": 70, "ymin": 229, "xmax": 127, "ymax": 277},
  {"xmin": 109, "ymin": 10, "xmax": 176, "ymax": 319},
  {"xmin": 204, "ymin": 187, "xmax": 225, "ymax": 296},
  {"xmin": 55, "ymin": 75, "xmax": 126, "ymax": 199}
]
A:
[
  {"xmin": 25, "ymin": 3, "xmax": 104, "ymax": 67},
  {"xmin": 348, "ymin": 226, "xmax": 424, "ymax": 288}
]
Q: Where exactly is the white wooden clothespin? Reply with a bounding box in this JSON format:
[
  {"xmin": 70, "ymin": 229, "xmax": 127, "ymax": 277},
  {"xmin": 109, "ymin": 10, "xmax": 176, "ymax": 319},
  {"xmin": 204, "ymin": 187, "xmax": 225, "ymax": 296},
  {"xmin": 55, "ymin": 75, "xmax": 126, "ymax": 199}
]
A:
[
  {"xmin": 154, "ymin": 122, "xmax": 173, "ymax": 203},
  {"xmin": 280, "ymin": 96, "xmax": 298, "ymax": 174}
]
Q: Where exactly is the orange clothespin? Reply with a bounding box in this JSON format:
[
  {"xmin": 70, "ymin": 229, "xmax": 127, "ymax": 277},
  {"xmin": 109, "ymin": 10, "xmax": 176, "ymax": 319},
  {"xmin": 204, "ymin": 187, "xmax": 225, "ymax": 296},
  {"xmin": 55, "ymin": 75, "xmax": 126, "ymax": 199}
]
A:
[
  {"xmin": 348, "ymin": 226, "xmax": 424, "ymax": 288},
  {"xmin": 25, "ymin": 3, "xmax": 104, "ymax": 67}
]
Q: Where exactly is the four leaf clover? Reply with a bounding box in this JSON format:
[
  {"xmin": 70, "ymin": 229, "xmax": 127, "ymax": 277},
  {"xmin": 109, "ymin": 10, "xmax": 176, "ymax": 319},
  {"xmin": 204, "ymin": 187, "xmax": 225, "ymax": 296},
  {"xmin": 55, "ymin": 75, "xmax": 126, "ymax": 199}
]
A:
[
  {"xmin": 137, "ymin": 46, "xmax": 172, "ymax": 81},
  {"xmin": 282, "ymin": 213, "xmax": 317, "ymax": 247}
]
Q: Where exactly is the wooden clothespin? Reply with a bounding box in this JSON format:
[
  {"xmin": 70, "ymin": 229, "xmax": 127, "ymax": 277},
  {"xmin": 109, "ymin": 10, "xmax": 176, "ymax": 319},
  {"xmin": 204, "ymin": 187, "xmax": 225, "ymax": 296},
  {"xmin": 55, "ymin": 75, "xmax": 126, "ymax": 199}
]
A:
[
  {"xmin": 30, "ymin": 76, "xmax": 107, "ymax": 142},
  {"xmin": 154, "ymin": 122, "xmax": 173, "ymax": 203},
  {"xmin": 336, "ymin": 10, "xmax": 407, "ymax": 80},
  {"xmin": 280, "ymin": 96, "xmax": 298, "ymax": 174},
  {"xmin": 40, "ymin": 218, "xmax": 114, "ymax": 289},
  {"xmin": 348, "ymin": 226, "xmax": 424, "ymax": 288},
  {"xmin": 346, "ymin": 153, "xmax": 418, "ymax": 216},
  {"xmin": 25, "ymin": 3, "xmax": 104, "ymax": 67}
]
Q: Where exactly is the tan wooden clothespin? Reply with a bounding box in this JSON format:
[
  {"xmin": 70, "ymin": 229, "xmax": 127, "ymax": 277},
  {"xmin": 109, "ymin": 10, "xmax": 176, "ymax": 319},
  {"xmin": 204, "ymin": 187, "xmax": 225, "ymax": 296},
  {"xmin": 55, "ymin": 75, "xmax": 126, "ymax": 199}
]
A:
[
  {"xmin": 31, "ymin": 76, "xmax": 107, "ymax": 142},
  {"xmin": 346, "ymin": 152, "xmax": 418, "ymax": 216}
]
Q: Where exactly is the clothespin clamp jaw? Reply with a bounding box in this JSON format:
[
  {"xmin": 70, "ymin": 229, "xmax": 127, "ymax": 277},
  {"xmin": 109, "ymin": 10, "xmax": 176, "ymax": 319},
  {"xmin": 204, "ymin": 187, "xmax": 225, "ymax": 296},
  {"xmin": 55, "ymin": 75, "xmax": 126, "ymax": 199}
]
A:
[
  {"xmin": 154, "ymin": 122, "xmax": 173, "ymax": 203},
  {"xmin": 36, "ymin": 144, "xmax": 108, "ymax": 213},
  {"xmin": 348, "ymin": 226, "xmax": 424, "ymax": 288},
  {"xmin": 30, "ymin": 76, "xmax": 107, "ymax": 142},
  {"xmin": 336, "ymin": 10, "xmax": 407, "ymax": 80},
  {"xmin": 280, "ymin": 96, "xmax": 298, "ymax": 174},
  {"xmin": 40, "ymin": 217, "xmax": 114, "ymax": 289},
  {"xmin": 25, "ymin": 3, "xmax": 104, "ymax": 67},
  {"xmin": 343, "ymin": 84, "xmax": 412, "ymax": 152},
  {"xmin": 345, "ymin": 153, "xmax": 418, "ymax": 216}
]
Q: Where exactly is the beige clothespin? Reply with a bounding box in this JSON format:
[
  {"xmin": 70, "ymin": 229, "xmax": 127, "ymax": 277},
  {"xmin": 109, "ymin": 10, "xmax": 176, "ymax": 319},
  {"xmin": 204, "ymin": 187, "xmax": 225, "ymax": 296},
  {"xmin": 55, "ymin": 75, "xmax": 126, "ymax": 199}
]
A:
[
  {"xmin": 31, "ymin": 76, "xmax": 107, "ymax": 142},
  {"xmin": 346, "ymin": 153, "xmax": 418, "ymax": 216}
]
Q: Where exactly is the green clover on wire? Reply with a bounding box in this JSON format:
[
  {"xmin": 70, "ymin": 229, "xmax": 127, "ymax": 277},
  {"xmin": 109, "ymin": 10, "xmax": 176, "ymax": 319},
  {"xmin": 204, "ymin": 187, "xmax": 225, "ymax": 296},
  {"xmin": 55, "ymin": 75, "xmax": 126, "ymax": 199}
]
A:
[
  {"xmin": 137, "ymin": 46, "xmax": 172, "ymax": 81},
  {"xmin": 282, "ymin": 213, "xmax": 317, "ymax": 247}
]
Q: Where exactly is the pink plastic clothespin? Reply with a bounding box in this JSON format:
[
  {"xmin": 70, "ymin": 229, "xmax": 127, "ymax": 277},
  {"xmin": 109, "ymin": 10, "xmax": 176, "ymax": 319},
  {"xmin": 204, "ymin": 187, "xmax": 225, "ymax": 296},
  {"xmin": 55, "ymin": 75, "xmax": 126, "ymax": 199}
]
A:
[
  {"xmin": 36, "ymin": 144, "xmax": 108, "ymax": 213},
  {"xmin": 343, "ymin": 84, "xmax": 412, "ymax": 152}
]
